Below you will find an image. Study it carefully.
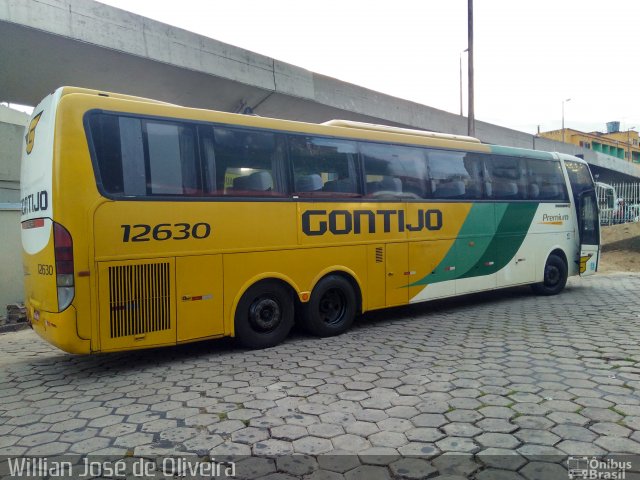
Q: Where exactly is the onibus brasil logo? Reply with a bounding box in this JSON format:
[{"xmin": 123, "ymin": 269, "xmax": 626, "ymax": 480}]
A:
[{"xmin": 567, "ymin": 456, "xmax": 631, "ymax": 479}]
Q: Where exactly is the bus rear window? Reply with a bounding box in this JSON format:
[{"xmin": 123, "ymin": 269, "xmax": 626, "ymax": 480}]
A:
[{"xmin": 87, "ymin": 113, "xmax": 200, "ymax": 197}]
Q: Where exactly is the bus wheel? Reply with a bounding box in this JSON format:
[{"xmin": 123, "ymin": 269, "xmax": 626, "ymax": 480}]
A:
[
  {"xmin": 235, "ymin": 282, "xmax": 294, "ymax": 349},
  {"xmin": 531, "ymin": 254, "xmax": 567, "ymax": 296},
  {"xmin": 301, "ymin": 275, "xmax": 357, "ymax": 337}
]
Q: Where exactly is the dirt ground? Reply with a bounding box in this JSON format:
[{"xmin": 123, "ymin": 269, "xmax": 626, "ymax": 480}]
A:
[{"xmin": 598, "ymin": 222, "xmax": 640, "ymax": 273}]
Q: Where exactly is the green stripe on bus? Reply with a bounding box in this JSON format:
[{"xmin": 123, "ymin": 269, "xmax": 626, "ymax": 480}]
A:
[
  {"xmin": 409, "ymin": 202, "xmax": 538, "ymax": 287},
  {"xmin": 458, "ymin": 202, "xmax": 538, "ymax": 278},
  {"xmin": 409, "ymin": 203, "xmax": 499, "ymax": 287}
]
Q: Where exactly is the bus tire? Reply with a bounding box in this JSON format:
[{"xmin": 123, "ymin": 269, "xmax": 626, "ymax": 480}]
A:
[
  {"xmin": 301, "ymin": 275, "xmax": 357, "ymax": 337},
  {"xmin": 234, "ymin": 282, "xmax": 294, "ymax": 349},
  {"xmin": 531, "ymin": 254, "xmax": 568, "ymax": 296}
]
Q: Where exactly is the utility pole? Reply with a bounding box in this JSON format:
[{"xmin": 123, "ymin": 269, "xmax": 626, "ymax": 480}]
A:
[
  {"xmin": 460, "ymin": 48, "xmax": 468, "ymax": 116},
  {"xmin": 467, "ymin": 0, "xmax": 475, "ymax": 137},
  {"xmin": 562, "ymin": 98, "xmax": 571, "ymax": 143}
]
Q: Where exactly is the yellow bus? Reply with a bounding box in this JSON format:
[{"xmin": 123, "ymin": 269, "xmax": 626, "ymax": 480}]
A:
[{"xmin": 21, "ymin": 87, "xmax": 600, "ymax": 354}]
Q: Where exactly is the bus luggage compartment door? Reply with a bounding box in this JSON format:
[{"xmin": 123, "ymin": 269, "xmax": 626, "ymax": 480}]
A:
[
  {"xmin": 98, "ymin": 258, "xmax": 176, "ymax": 351},
  {"xmin": 176, "ymin": 255, "xmax": 224, "ymax": 341},
  {"xmin": 385, "ymin": 243, "xmax": 409, "ymax": 307}
]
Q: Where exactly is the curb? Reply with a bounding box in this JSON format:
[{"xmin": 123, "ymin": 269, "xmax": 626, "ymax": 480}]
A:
[{"xmin": 0, "ymin": 322, "xmax": 30, "ymax": 334}]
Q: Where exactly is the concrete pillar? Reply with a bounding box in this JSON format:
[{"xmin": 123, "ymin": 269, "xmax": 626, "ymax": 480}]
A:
[{"xmin": 0, "ymin": 105, "xmax": 28, "ymax": 310}]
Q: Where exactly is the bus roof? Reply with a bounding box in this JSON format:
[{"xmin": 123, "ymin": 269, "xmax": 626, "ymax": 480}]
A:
[
  {"xmin": 58, "ymin": 86, "xmax": 175, "ymax": 106},
  {"xmin": 54, "ymin": 87, "xmax": 578, "ymax": 161},
  {"xmin": 322, "ymin": 120, "xmax": 481, "ymax": 144},
  {"xmin": 55, "ymin": 87, "xmax": 491, "ymax": 153}
]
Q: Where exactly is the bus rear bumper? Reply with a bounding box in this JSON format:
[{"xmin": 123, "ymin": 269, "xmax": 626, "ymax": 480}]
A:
[{"xmin": 27, "ymin": 304, "xmax": 91, "ymax": 354}]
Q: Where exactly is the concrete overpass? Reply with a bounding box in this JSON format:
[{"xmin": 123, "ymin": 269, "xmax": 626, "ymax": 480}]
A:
[{"xmin": 1, "ymin": 0, "xmax": 639, "ymax": 183}]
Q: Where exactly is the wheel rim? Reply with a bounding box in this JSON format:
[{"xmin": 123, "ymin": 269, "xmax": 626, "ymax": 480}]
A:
[
  {"xmin": 545, "ymin": 264, "xmax": 560, "ymax": 286},
  {"xmin": 318, "ymin": 288, "xmax": 347, "ymax": 326},
  {"xmin": 248, "ymin": 296, "xmax": 281, "ymax": 333}
]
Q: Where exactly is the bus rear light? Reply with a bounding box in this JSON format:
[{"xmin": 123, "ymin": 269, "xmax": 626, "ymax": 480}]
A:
[
  {"xmin": 22, "ymin": 218, "xmax": 45, "ymax": 229},
  {"xmin": 57, "ymin": 274, "xmax": 74, "ymax": 287},
  {"xmin": 56, "ymin": 261, "xmax": 74, "ymax": 274},
  {"xmin": 53, "ymin": 222, "xmax": 74, "ymax": 311},
  {"xmin": 57, "ymin": 287, "xmax": 74, "ymax": 311}
]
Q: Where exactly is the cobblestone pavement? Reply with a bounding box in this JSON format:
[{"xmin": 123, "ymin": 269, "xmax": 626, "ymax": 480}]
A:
[{"xmin": 2, "ymin": 273, "xmax": 640, "ymax": 479}]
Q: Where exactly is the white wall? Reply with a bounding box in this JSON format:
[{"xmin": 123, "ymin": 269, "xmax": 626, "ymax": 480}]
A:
[
  {"xmin": 0, "ymin": 209, "xmax": 23, "ymax": 309},
  {"xmin": 0, "ymin": 106, "xmax": 28, "ymax": 309}
]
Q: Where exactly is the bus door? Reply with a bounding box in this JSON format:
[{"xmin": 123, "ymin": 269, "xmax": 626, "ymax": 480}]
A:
[
  {"xmin": 578, "ymin": 190, "xmax": 600, "ymax": 276},
  {"xmin": 564, "ymin": 159, "xmax": 600, "ymax": 276}
]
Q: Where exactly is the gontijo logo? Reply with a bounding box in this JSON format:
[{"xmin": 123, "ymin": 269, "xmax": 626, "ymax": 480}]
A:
[
  {"xmin": 301, "ymin": 208, "xmax": 443, "ymax": 236},
  {"xmin": 25, "ymin": 111, "xmax": 43, "ymax": 154}
]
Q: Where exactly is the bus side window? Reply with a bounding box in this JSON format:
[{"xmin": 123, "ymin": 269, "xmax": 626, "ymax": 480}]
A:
[
  {"xmin": 527, "ymin": 159, "xmax": 569, "ymax": 201},
  {"xmin": 199, "ymin": 131, "xmax": 218, "ymax": 194},
  {"xmin": 361, "ymin": 142, "xmax": 428, "ymax": 199},
  {"xmin": 427, "ymin": 149, "xmax": 483, "ymax": 200},
  {"xmin": 119, "ymin": 117, "xmax": 146, "ymax": 196},
  {"xmin": 212, "ymin": 127, "xmax": 287, "ymax": 197},
  {"xmin": 289, "ymin": 135, "xmax": 360, "ymax": 197},
  {"xmin": 89, "ymin": 114, "xmax": 201, "ymax": 197},
  {"xmin": 484, "ymin": 155, "xmax": 528, "ymax": 200},
  {"xmin": 565, "ymin": 160, "xmax": 594, "ymax": 205},
  {"xmin": 88, "ymin": 113, "xmax": 140, "ymax": 195},
  {"xmin": 145, "ymin": 121, "xmax": 199, "ymax": 195}
]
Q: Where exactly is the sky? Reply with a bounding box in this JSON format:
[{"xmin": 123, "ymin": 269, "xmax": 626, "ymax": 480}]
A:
[{"xmin": 86, "ymin": 1, "xmax": 640, "ymax": 135}]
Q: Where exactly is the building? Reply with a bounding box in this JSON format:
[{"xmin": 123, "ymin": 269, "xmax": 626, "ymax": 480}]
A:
[
  {"xmin": 0, "ymin": 105, "xmax": 28, "ymax": 310},
  {"xmin": 540, "ymin": 123, "xmax": 640, "ymax": 163}
]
